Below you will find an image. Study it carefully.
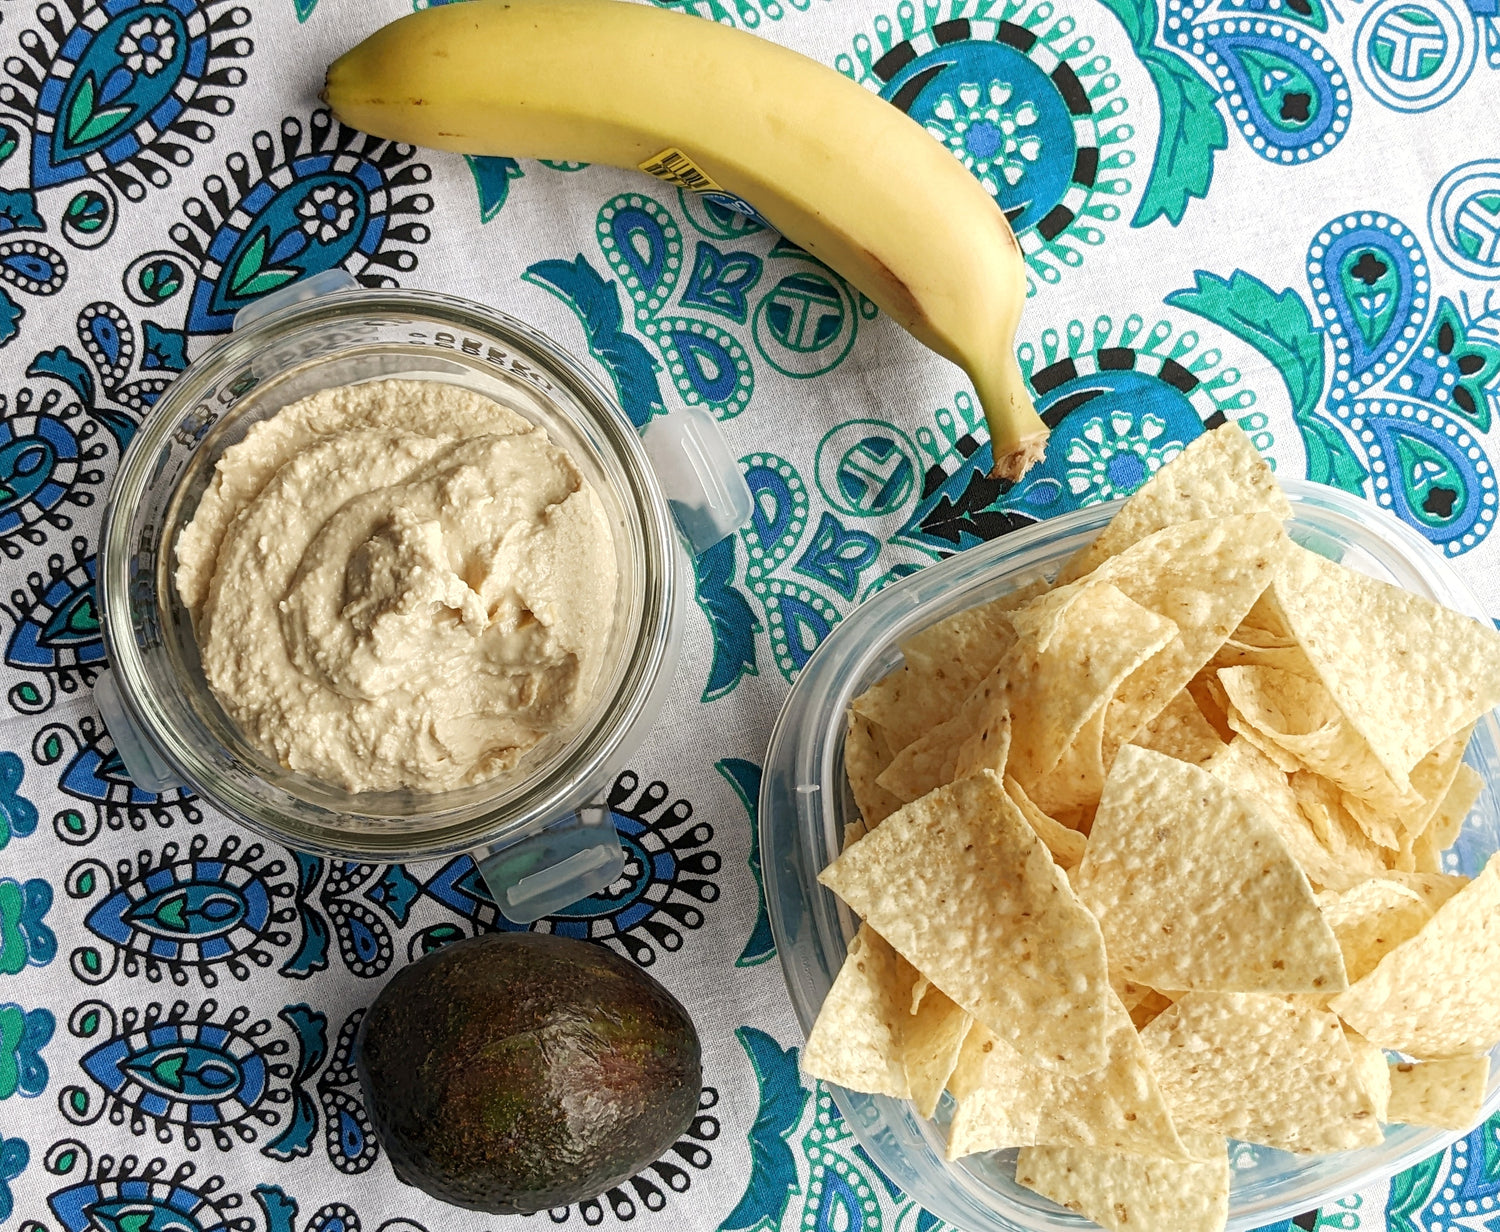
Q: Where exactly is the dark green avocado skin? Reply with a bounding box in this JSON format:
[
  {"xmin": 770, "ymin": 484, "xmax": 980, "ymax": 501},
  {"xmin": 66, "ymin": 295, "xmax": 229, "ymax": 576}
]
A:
[{"xmin": 355, "ymin": 931, "xmax": 701, "ymax": 1214}]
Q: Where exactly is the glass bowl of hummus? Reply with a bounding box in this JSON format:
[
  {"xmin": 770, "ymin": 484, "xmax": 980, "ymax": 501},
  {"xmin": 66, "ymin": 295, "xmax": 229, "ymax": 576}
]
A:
[{"xmin": 96, "ymin": 277, "xmax": 728, "ymax": 921}]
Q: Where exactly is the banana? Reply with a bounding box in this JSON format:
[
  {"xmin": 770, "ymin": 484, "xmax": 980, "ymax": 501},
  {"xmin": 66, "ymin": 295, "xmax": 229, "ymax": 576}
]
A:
[{"xmin": 324, "ymin": 0, "xmax": 1048, "ymax": 479}]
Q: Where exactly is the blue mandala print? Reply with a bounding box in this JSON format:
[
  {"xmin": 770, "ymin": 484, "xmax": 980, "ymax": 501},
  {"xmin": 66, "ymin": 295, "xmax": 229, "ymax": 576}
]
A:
[
  {"xmin": 1174, "ymin": 209, "xmax": 1500, "ymax": 554},
  {"xmin": 422, "ymin": 768, "xmax": 720, "ymax": 967},
  {"xmin": 33, "ymin": 714, "xmax": 202, "ymax": 844},
  {"xmin": 166, "ymin": 110, "xmax": 432, "ymax": 334},
  {"xmin": 0, "ymin": 0, "xmax": 251, "ymax": 206},
  {"xmin": 837, "ymin": 0, "xmax": 1136, "ymax": 290},
  {"xmin": 0, "ymin": 386, "xmax": 107, "ymax": 560},
  {"xmin": 2, "ymin": 536, "xmax": 102, "ymax": 716},
  {"xmin": 893, "ymin": 316, "xmax": 1265, "ymax": 557}
]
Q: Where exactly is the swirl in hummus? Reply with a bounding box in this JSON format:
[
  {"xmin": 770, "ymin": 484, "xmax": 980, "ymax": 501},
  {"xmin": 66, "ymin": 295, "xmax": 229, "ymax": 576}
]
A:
[{"xmin": 174, "ymin": 378, "xmax": 619, "ymax": 793}]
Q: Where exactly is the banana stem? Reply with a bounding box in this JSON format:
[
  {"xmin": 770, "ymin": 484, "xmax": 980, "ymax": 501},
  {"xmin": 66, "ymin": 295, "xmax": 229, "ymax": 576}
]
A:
[{"xmin": 974, "ymin": 353, "xmax": 1049, "ymax": 482}]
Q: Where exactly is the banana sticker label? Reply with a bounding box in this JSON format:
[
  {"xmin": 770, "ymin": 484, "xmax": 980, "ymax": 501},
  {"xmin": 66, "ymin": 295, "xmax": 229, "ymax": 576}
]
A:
[{"xmin": 639, "ymin": 147, "xmax": 724, "ymax": 192}]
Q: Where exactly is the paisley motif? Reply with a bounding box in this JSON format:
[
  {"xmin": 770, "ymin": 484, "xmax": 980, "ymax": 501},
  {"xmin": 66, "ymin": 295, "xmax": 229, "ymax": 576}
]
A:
[
  {"xmin": 3, "ymin": 537, "xmax": 103, "ymax": 702},
  {"xmin": 0, "ymin": 387, "xmax": 104, "ymax": 559},
  {"xmin": 0, "ymin": 0, "xmax": 252, "ymax": 202},
  {"xmin": 67, "ymin": 834, "xmax": 305, "ymax": 986},
  {"xmin": 42, "ymin": 1143, "xmax": 252, "ymax": 1232},
  {"xmin": 168, "ymin": 110, "xmax": 432, "ymax": 334},
  {"xmin": 62, "ymin": 1000, "xmax": 290, "ymax": 1150},
  {"xmin": 423, "ymin": 769, "xmax": 720, "ymax": 966},
  {"xmin": 1198, "ymin": 20, "xmax": 1349, "ymax": 161},
  {"xmin": 33, "ymin": 714, "xmax": 201, "ymax": 842},
  {"xmin": 0, "ymin": 240, "xmax": 67, "ymax": 295},
  {"xmin": 314, "ymin": 1010, "xmax": 377, "ymax": 1174},
  {"xmin": 1309, "ymin": 212, "xmax": 1428, "ymax": 395}
]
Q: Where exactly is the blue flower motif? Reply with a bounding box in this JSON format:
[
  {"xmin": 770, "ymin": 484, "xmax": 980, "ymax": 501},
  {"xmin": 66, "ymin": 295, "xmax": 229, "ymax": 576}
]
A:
[
  {"xmin": 142, "ymin": 322, "xmax": 188, "ymax": 372},
  {"xmin": 0, "ymin": 1133, "xmax": 28, "ymax": 1222},
  {"xmin": 1065, "ymin": 411, "xmax": 1183, "ymax": 504},
  {"xmin": 923, "ymin": 81, "xmax": 1042, "ymax": 197},
  {"xmin": 0, "ymin": 754, "xmax": 38, "ymax": 851},
  {"xmin": 116, "ymin": 16, "xmax": 177, "ymax": 77},
  {"xmin": 296, "ymin": 184, "xmax": 359, "ymax": 243}
]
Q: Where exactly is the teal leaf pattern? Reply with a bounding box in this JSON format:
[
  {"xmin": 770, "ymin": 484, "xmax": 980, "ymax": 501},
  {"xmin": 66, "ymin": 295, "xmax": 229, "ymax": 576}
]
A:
[
  {"xmin": 1168, "ymin": 270, "xmax": 1366, "ymax": 493},
  {"xmin": 719, "ymin": 1027, "xmax": 808, "ymax": 1232},
  {"xmin": 1098, "ymin": 0, "xmax": 1227, "ymax": 226}
]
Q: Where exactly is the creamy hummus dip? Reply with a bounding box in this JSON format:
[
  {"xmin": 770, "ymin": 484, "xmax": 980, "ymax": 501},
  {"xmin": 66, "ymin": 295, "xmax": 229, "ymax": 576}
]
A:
[{"xmin": 175, "ymin": 378, "xmax": 619, "ymax": 794}]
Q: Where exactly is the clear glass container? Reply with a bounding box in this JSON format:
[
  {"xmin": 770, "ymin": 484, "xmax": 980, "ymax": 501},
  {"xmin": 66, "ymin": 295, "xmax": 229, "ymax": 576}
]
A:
[
  {"xmin": 760, "ymin": 480, "xmax": 1500, "ymax": 1231},
  {"xmin": 96, "ymin": 282, "xmax": 747, "ymax": 921}
]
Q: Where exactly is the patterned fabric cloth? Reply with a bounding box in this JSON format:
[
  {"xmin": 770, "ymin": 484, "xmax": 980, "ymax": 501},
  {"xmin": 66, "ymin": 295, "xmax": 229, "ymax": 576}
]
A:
[{"xmin": 0, "ymin": 0, "xmax": 1497, "ymax": 1229}]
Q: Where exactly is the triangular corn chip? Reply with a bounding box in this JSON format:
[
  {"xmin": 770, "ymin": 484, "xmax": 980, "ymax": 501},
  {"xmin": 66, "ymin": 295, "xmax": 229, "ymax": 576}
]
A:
[
  {"xmin": 1270, "ymin": 541, "xmax": 1500, "ymax": 790},
  {"xmin": 1027, "ymin": 703, "xmax": 1107, "ymax": 826},
  {"xmin": 1130, "ymin": 688, "xmax": 1224, "ymax": 766},
  {"xmin": 1140, "ymin": 992, "xmax": 1384, "ymax": 1152},
  {"xmin": 1331, "ymin": 854, "xmax": 1500, "ymax": 1058},
  {"xmin": 1218, "ymin": 665, "xmax": 1417, "ymax": 844},
  {"xmin": 1015, "ymin": 1130, "xmax": 1229, "ymax": 1232},
  {"xmin": 1318, "ymin": 878, "xmax": 1434, "ymax": 983},
  {"xmin": 1077, "ymin": 746, "xmax": 1346, "ymax": 993},
  {"xmin": 1344, "ymin": 1027, "xmax": 1391, "ymax": 1122},
  {"xmin": 801, "ymin": 924, "xmax": 913, "ymax": 1097},
  {"xmin": 904, "ymin": 988, "xmax": 971, "ymax": 1119},
  {"xmin": 946, "ymin": 991, "xmax": 1189, "ymax": 1161},
  {"xmin": 1287, "ymin": 771, "xmax": 1391, "ymax": 885},
  {"xmin": 1089, "ymin": 513, "xmax": 1286, "ymax": 753},
  {"xmin": 1205, "ymin": 738, "xmax": 1350, "ymax": 890},
  {"xmin": 819, "ymin": 771, "xmax": 1110, "ymax": 1072},
  {"xmin": 1408, "ymin": 762, "xmax": 1483, "ymax": 873},
  {"xmin": 845, "ymin": 712, "xmax": 904, "ymax": 829},
  {"xmin": 1057, "ymin": 424, "xmax": 1287, "ymax": 585},
  {"xmin": 1387, "ymin": 1056, "xmax": 1491, "ymax": 1129},
  {"xmin": 1004, "ymin": 774, "xmax": 1086, "ymax": 870}
]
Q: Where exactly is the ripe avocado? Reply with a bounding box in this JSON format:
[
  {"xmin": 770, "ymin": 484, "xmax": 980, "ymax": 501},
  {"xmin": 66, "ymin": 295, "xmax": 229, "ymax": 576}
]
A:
[{"xmin": 355, "ymin": 931, "xmax": 701, "ymax": 1214}]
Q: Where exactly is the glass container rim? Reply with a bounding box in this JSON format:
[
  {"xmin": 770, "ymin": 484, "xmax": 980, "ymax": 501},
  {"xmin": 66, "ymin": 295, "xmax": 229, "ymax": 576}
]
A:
[{"xmin": 98, "ymin": 287, "xmax": 680, "ymax": 861}]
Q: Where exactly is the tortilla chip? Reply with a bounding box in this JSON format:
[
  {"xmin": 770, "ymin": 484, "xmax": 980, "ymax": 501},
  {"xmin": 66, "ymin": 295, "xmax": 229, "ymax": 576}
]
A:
[
  {"xmin": 1205, "ymin": 739, "xmax": 1350, "ymax": 890},
  {"xmin": 1288, "ymin": 771, "xmax": 1392, "ymax": 885},
  {"xmin": 946, "ymin": 991, "xmax": 1190, "ymax": 1161},
  {"xmin": 845, "ymin": 712, "xmax": 904, "ymax": 829},
  {"xmin": 1269, "ymin": 541, "xmax": 1500, "ymax": 790},
  {"xmin": 1027, "ymin": 704, "xmax": 1108, "ymax": 825},
  {"xmin": 1330, "ymin": 854, "xmax": 1500, "ymax": 1058},
  {"xmin": 1130, "ymin": 989, "xmax": 1178, "ymax": 1031},
  {"xmin": 1318, "ymin": 878, "xmax": 1434, "ymax": 983},
  {"xmin": 1382, "ymin": 870, "xmax": 1471, "ymax": 913},
  {"xmin": 1089, "ymin": 513, "xmax": 1285, "ymax": 755},
  {"xmin": 898, "ymin": 578, "xmax": 1048, "ymax": 677},
  {"xmin": 1140, "ymin": 992, "xmax": 1384, "ymax": 1152},
  {"xmin": 1188, "ymin": 669, "xmax": 1237, "ymax": 743},
  {"xmin": 1015, "ymin": 1130, "xmax": 1229, "ymax": 1232},
  {"xmin": 1057, "ymin": 424, "xmax": 1287, "ymax": 586},
  {"xmin": 1218, "ymin": 665, "xmax": 1417, "ymax": 845},
  {"xmin": 1344, "ymin": 1027, "xmax": 1392, "ymax": 1123},
  {"xmin": 1409, "ymin": 762, "xmax": 1483, "ymax": 873},
  {"xmin": 1005, "ymin": 774, "xmax": 1086, "ymax": 870},
  {"xmin": 875, "ymin": 704, "xmax": 986, "ymax": 803},
  {"xmin": 818, "ymin": 771, "xmax": 1110, "ymax": 1073},
  {"xmin": 1130, "ymin": 688, "xmax": 1224, "ymax": 766},
  {"xmin": 842, "ymin": 819, "xmax": 867, "ymax": 851},
  {"xmin": 801, "ymin": 923, "xmax": 913, "ymax": 1097},
  {"xmin": 1077, "ymin": 746, "xmax": 1346, "ymax": 993},
  {"xmin": 904, "ymin": 988, "xmax": 972, "ymax": 1119},
  {"xmin": 1002, "ymin": 583, "xmax": 1179, "ymax": 787},
  {"xmin": 1387, "ymin": 1056, "xmax": 1491, "ymax": 1129}
]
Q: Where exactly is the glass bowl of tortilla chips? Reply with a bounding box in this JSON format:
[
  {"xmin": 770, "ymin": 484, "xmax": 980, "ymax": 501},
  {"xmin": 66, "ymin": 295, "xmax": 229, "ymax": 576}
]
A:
[{"xmin": 761, "ymin": 427, "xmax": 1500, "ymax": 1232}]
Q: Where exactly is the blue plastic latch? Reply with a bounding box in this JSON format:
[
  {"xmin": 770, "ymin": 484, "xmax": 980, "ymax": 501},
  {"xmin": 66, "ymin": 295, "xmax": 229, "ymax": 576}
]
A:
[
  {"xmin": 640, "ymin": 404, "xmax": 754, "ymax": 555},
  {"xmin": 94, "ymin": 669, "xmax": 184, "ymax": 793},
  {"xmin": 232, "ymin": 268, "xmax": 361, "ymax": 332},
  {"xmin": 472, "ymin": 805, "xmax": 626, "ymax": 924}
]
